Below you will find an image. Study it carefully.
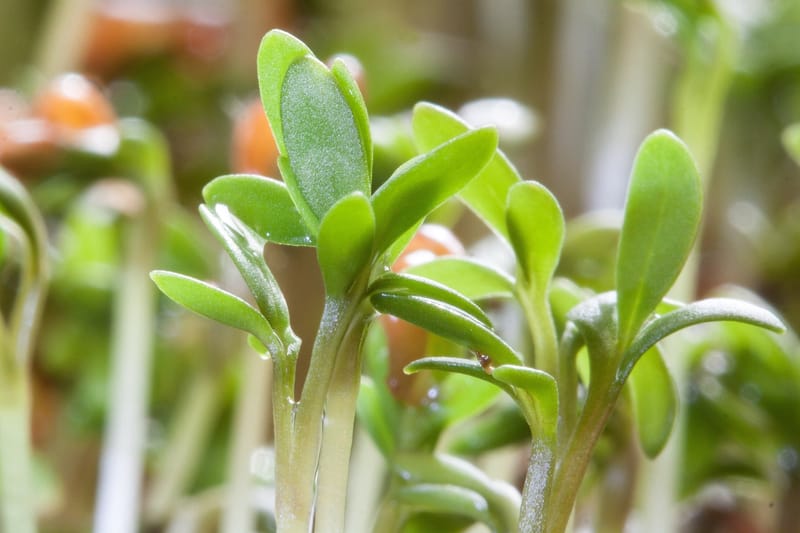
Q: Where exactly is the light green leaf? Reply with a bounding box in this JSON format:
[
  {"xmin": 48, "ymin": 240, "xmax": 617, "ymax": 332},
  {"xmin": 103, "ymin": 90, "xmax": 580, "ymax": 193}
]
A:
[
  {"xmin": 372, "ymin": 293, "xmax": 520, "ymax": 365},
  {"xmin": 446, "ymin": 403, "xmax": 530, "ymax": 455},
  {"xmin": 412, "ymin": 102, "xmax": 522, "ymax": 241},
  {"xmin": 506, "ymin": 181, "xmax": 564, "ymax": 292},
  {"xmin": 330, "ymin": 59, "xmax": 372, "ymax": 174},
  {"xmin": 317, "ymin": 192, "xmax": 374, "ymax": 295},
  {"xmin": 279, "ymin": 56, "xmax": 370, "ymax": 228},
  {"xmin": 369, "ymin": 272, "xmax": 491, "ymax": 326},
  {"xmin": 357, "ymin": 376, "xmax": 397, "ymax": 457},
  {"xmin": 202, "ymin": 174, "xmax": 313, "ymax": 246},
  {"xmin": 628, "ymin": 346, "xmax": 677, "ymax": 458},
  {"xmin": 616, "ymin": 130, "xmax": 702, "ymax": 349},
  {"xmin": 394, "ymin": 484, "xmax": 496, "ymax": 530},
  {"xmin": 199, "ymin": 205, "xmax": 294, "ymax": 344},
  {"xmin": 438, "ymin": 372, "xmax": 502, "ymax": 425},
  {"xmin": 622, "ymin": 297, "xmax": 785, "ymax": 378},
  {"xmin": 405, "ymin": 257, "xmax": 515, "ymax": 301},
  {"xmin": 372, "ymin": 128, "xmax": 497, "ymax": 253},
  {"xmin": 781, "ymin": 122, "xmax": 800, "ymax": 167},
  {"xmin": 0, "ymin": 167, "xmax": 48, "ymax": 278},
  {"xmin": 151, "ymin": 270, "xmax": 280, "ymax": 355},
  {"xmin": 491, "ymin": 365, "xmax": 558, "ymax": 441}
]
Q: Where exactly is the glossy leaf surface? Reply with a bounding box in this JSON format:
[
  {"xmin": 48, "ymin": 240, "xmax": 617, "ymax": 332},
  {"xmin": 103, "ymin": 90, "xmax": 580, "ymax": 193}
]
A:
[
  {"xmin": 628, "ymin": 346, "xmax": 676, "ymax": 458},
  {"xmin": 317, "ymin": 192, "xmax": 374, "ymax": 295},
  {"xmin": 372, "ymin": 293, "xmax": 520, "ymax": 366},
  {"xmin": 412, "ymin": 102, "xmax": 521, "ymax": 241},
  {"xmin": 405, "ymin": 257, "xmax": 515, "ymax": 301},
  {"xmin": 506, "ymin": 181, "xmax": 564, "ymax": 292},
  {"xmin": 616, "ymin": 130, "xmax": 702, "ymax": 349},
  {"xmin": 372, "ymin": 128, "xmax": 497, "ymax": 253},
  {"xmin": 151, "ymin": 271, "xmax": 279, "ymax": 354},
  {"xmin": 203, "ymin": 174, "xmax": 312, "ymax": 246}
]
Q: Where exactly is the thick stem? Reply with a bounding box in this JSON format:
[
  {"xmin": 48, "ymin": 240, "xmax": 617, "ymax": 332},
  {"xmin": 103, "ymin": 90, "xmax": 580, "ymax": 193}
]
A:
[
  {"xmin": 519, "ymin": 438, "xmax": 555, "ymax": 533},
  {"xmin": 313, "ymin": 312, "xmax": 370, "ymax": 532}
]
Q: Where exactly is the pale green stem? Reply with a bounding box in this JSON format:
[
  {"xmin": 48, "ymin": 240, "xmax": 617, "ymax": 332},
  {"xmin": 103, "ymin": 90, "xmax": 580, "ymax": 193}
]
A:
[
  {"xmin": 145, "ymin": 369, "xmax": 222, "ymax": 524},
  {"xmin": 519, "ymin": 438, "xmax": 555, "ymax": 533},
  {"xmin": 221, "ymin": 350, "xmax": 273, "ymax": 533},
  {"xmin": 313, "ymin": 311, "xmax": 371, "ymax": 532},
  {"xmin": 92, "ymin": 216, "xmax": 157, "ymax": 533},
  {"xmin": 345, "ymin": 426, "xmax": 387, "ymax": 533},
  {"xmin": 518, "ymin": 283, "xmax": 559, "ymax": 377},
  {"xmin": 0, "ymin": 354, "xmax": 35, "ymax": 533}
]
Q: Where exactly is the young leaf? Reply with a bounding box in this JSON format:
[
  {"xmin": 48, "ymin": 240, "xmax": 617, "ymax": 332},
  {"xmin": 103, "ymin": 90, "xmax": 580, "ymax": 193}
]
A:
[
  {"xmin": 412, "ymin": 102, "xmax": 522, "ymax": 241},
  {"xmin": 203, "ymin": 174, "xmax": 313, "ymax": 246},
  {"xmin": 621, "ymin": 297, "xmax": 785, "ymax": 377},
  {"xmin": 371, "ymin": 293, "xmax": 521, "ymax": 366},
  {"xmin": 506, "ymin": 181, "xmax": 564, "ymax": 292},
  {"xmin": 372, "ymin": 128, "xmax": 497, "ymax": 253},
  {"xmin": 317, "ymin": 192, "xmax": 374, "ymax": 295},
  {"xmin": 200, "ymin": 204, "xmax": 294, "ymax": 342},
  {"xmin": 627, "ymin": 346, "xmax": 677, "ymax": 458},
  {"xmin": 405, "ymin": 356, "xmax": 515, "ymax": 397},
  {"xmin": 330, "ymin": 59, "xmax": 372, "ymax": 173},
  {"xmin": 393, "ymin": 484, "xmax": 496, "ymax": 531},
  {"xmin": 616, "ymin": 130, "xmax": 702, "ymax": 349},
  {"xmin": 151, "ymin": 270, "xmax": 280, "ymax": 355},
  {"xmin": 491, "ymin": 365, "xmax": 558, "ymax": 441},
  {"xmin": 404, "ymin": 257, "xmax": 515, "ymax": 301},
  {"xmin": 369, "ymin": 272, "xmax": 492, "ymax": 326},
  {"xmin": 279, "ymin": 56, "xmax": 370, "ymax": 226}
]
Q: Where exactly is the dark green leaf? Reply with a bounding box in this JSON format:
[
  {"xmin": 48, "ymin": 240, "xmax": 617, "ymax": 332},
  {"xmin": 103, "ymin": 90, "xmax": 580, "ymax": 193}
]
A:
[
  {"xmin": 506, "ymin": 181, "xmax": 564, "ymax": 292},
  {"xmin": 151, "ymin": 271, "xmax": 280, "ymax": 355},
  {"xmin": 371, "ymin": 293, "xmax": 520, "ymax": 365},
  {"xmin": 369, "ymin": 272, "xmax": 491, "ymax": 326},
  {"xmin": 394, "ymin": 484, "xmax": 495, "ymax": 530},
  {"xmin": 372, "ymin": 128, "xmax": 497, "ymax": 253},
  {"xmin": 412, "ymin": 103, "xmax": 521, "ymax": 241},
  {"xmin": 616, "ymin": 130, "xmax": 702, "ymax": 349},
  {"xmin": 628, "ymin": 346, "xmax": 676, "ymax": 458},
  {"xmin": 622, "ymin": 298, "xmax": 785, "ymax": 377},
  {"xmin": 317, "ymin": 192, "xmax": 374, "ymax": 295},
  {"xmin": 404, "ymin": 257, "xmax": 515, "ymax": 301},
  {"xmin": 199, "ymin": 205, "xmax": 294, "ymax": 345},
  {"xmin": 202, "ymin": 174, "xmax": 313, "ymax": 246}
]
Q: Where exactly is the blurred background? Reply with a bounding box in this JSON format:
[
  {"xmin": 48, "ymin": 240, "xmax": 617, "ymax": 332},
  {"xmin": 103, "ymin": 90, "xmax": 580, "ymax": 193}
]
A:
[{"xmin": 2, "ymin": 0, "xmax": 800, "ymax": 531}]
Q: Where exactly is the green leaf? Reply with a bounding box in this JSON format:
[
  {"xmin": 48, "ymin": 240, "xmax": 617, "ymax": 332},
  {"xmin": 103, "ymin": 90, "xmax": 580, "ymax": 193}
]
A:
[
  {"xmin": 412, "ymin": 103, "xmax": 522, "ymax": 241},
  {"xmin": 622, "ymin": 298, "xmax": 785, "ymax": 378},
  {"xmin": 781, "ymin": 122, "xmax": 800, "ymax": 167},
  {"xmin": 371, "ymin": 293, "xmax": 521, "ymax": 365},
  {"xmin": 279, "ymin": 56, "xmax": 370, "ymax": 229},
  {"xmin": 394, "ymin": 484, "xmax": 496, "ymax": 530},
  {"xmin": 405, "ymin": 356, "xmax": 515, "ymax": 396},
  {"xmin": 0, "ymin": 167, "xmax": 48, "ymax": 278},
  {"xmin": 405, "ymin": 257, "xmax": 515, "ymax": 301},
  {"xmin": 199, "ymin": 205, "xmax": 294, "ymax": 344},
  {"xmin": 202, "ymin": 174, "xmax": 313, "ymax": 246},
  {"xmin": 438, "ymin": 371, "xmax": 502, "ymax": 425},
  {"xmin": 151, "ymin": 271, "xmax": 280, "ymax": 355},
  {"xmin": 317, "ymin": 192, "xmax": 374, "ymax": 295},
  {"xmin": 491, "ymin": 365, "xmax": 558, "ymax": 441},
  {"xmin": 394, "ymin": 453, "xmax": 521, "ymax": 531},
  {"xmin": 446, "ymin": 403, "xmax": 530, "ymax": 455},
  {"xmin": 616, "ymin": 130, "xmax": 702, "ymax": 349},
  {"xmin": 506, "ymin": 181, "xmax": 564, "ymax": 292},
  {"xmin": 369, "ymin": 272, "xmax": 491, "ymax": 327},
  {"xmin": 628, "ymin": 346, "xmax": 677, "ymax": 458},
  {"xmin": 372, "ymin": 128, "xmax": 497, "ymax": 253},
  {"xmin": 330, "ymin": 59, "xmax": 372, "ymax": 174}
]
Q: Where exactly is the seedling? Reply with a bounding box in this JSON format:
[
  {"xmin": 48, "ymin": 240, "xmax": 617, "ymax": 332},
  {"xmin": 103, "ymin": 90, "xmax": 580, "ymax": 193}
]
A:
[{"xmin": 152, "ymin": 30, "xmax": 785, "ymax": 532}]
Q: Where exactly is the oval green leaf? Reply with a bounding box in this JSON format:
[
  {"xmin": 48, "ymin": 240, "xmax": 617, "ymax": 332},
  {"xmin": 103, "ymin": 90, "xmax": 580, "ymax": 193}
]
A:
[
  {"xmin": 371, "ymin": 127, "xmax": 498, "ymax": 253},
  {"xmin": 782, "ymin": 122, "xmax": 800, "ymax": 167},
  {"xmin": 506, "ymin": 181, "xmax": 564, "ymax": 292},
  {"xmin": 616, "ymin": 130, "xmax": 702, "ymax": 349},
  {"xmin": 627, "ymin": 345, "xmax": 677, "ymax": 458},
  {"xmin": 151, "ymin": 270, "xmax": 280, "ymax": 355},
  {"xmin": 203, "ymin": 174, "xmax": 313, "ymax": 246},
  {"xmin": 317, "ymin": 192, "xmax": 375, "ymax": 295},
  {"xmin": 279, "ymin": 56, "xmax": 370, "ymax": 228},
  {"xmin": 404, "ymin": 257, "xmax": 515, "ymax": 301},
  {"xmin": 412, "ymin": 102, "xmax": 522, "ymax": 242}
]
